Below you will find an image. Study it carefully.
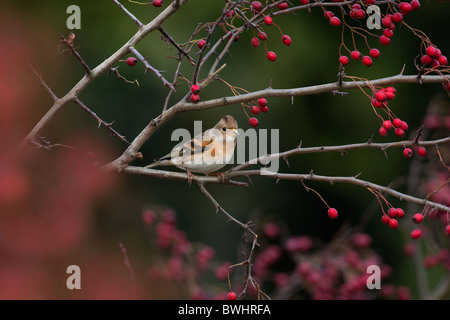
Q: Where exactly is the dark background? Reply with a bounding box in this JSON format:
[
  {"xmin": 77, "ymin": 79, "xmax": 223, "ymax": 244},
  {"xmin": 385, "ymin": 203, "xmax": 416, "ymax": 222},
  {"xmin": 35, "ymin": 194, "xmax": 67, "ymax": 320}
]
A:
[{"xmin": 0, "ymin": 0, "xmax": 449, "ymax": 299}]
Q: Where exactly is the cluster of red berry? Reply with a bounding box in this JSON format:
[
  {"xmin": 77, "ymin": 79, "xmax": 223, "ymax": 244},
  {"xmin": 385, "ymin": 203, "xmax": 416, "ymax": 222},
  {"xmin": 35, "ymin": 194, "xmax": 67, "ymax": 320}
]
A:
[
  {"xmin": 249, "ymin": 1, "xmax": 292, "ymax": 62},
  {"xmin": 335, "ymin": 0, "xmax": 421, "ymax": 68},
  {"xmin": 190, "ymin": 84, "xmax": 201, "ymax": 103},
  {"xmin": 247, "ymin": 97, "xmax": 269, "ymax": 127},
  {"xmin": 420, "ymin": 45, "xmax": 448, "ymax": 69},
  {"xmin": 253, "ymin": 221, "xmax": 409, "ymax": 299}
]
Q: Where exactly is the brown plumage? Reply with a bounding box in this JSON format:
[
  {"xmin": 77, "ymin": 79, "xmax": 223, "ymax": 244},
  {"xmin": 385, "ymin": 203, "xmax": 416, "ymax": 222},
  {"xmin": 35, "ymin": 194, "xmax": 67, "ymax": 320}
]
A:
[{"xmin": 145, "ymin": 115, "xmax": 239, "ymax": 173}]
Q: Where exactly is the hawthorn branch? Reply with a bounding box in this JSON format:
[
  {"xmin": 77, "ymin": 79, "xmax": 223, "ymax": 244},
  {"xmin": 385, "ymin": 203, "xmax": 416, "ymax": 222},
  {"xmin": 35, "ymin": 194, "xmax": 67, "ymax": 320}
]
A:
[
  {"xmin": 27, "ymin": 61, "xmax": 58, "ymax": 102},
  {"xmin": 158, "ymin": 26, "xmax": 195, "ymax": 65},
  {"xmin": 73, "ymin": 98, "xmax": 130, "ymax": 144},
  {"xmin": 21, "ymin": 0, "xmax": 189, "ymax": 147},
  {"xmin": 106, "ymin": 73, "xmax": 450, "ymax": 170},
  {"xmin": 227, "ymin": 136, "xmax": 450, "ymax": 174},
  {"xmin": 123, "ymin": 166, "xmax": 248, "ymax": 186},
  {"xmin": 58, "ymin": 33, "xmax": 91, "ymax": 74},
  {"xmin": 129, "ymin": 46, "xmax": 175, "ymax": 91},
  {"xmin": 225, "ymin": 170, "xmax": 450, "ymax": 213},
  {"xmin": 112, "ymin": 0, "xmax": 143, "ymax": 28},
  {"xmin": 197, "ymin": 182, "xmax": 257, "ymax": 238}
]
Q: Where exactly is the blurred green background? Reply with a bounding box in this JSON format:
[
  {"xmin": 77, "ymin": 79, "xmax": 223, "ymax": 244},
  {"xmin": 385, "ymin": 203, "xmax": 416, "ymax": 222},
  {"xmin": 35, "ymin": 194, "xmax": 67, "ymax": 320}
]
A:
[{"xmin": 1, "ymin": 0, "xmax": 449, "ymax": 299}]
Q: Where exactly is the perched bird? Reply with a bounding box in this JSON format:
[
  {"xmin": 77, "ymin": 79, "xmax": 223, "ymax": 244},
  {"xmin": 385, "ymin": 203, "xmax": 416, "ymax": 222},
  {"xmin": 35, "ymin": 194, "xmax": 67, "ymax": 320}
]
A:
[{"xmin": 145, "ymin": 115, "xmax": 239, "ymax": 174}]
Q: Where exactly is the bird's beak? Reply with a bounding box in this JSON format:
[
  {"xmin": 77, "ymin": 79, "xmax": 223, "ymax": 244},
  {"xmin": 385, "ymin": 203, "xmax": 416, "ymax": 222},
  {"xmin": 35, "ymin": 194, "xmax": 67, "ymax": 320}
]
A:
[{"xmin": 229, "ymin": 128, "xmax": 239, "ymax": 137}]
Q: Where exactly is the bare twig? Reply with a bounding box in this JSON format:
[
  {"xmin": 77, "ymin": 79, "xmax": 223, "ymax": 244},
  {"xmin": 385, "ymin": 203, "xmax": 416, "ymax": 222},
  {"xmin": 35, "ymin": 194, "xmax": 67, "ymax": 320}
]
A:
[
  {"xmin": 112, "ymin": 0, "xmax": 144, "ymax": 28},
  {"xmin": 158, "ymin": 26, "xmax": 195, "ymax": 65},
  {"xmin": 129, "ymin": 46, "xmax": 175, "ymax": 91},
  {"xmin": 73, "ymin": 98, "xmax": 130, "ymax": 144},
  {"xmin": 27, "ymin": 61, "xmax": 58, "ymax": 101},
  {"xmin": 58, "ymin": 33, "xmax": 91, "ymax": 74}
]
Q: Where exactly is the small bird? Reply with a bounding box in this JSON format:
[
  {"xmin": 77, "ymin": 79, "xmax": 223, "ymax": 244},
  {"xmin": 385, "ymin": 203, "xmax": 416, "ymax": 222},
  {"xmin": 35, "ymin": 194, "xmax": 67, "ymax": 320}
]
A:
[{"xmin": 145, "ymin": 115, "xmax": 239, "ymax": 174}]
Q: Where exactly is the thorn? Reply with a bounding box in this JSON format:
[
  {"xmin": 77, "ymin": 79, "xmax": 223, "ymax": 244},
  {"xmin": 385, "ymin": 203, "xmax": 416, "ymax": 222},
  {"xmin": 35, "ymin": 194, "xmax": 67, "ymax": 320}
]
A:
[
  {"xmin": 400, "ymin": 63, "xmax": 406, "ymax": 75},
  {"xmin": 283, "ymin": 156, "xmax": 290, "ymax": 168}
]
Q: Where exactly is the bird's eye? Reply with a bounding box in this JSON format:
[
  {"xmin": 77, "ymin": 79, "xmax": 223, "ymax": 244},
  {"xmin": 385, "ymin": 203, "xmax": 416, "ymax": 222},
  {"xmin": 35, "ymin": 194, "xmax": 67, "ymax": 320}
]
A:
[{"xmin": 222, "ymin": 127, "xmax": 226, "ymax": 131}]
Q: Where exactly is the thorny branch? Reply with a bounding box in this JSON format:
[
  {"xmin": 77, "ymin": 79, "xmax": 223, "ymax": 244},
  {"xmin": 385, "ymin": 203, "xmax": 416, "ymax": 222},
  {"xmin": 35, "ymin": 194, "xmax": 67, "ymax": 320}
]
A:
[{"xmin": 22, "ymin": 0, "xmax": 450, "ymax": 299}]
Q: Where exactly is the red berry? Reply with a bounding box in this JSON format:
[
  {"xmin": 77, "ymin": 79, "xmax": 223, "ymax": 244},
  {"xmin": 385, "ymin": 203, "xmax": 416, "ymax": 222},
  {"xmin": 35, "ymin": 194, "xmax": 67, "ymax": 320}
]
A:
[
  {"xmin": 383, "ymin": 28, "xmax": 394, "ymax": 38},
  {"xmin": 383, "ymin": 120, "xmax": 393, "ymax": 131},
  {"xmin": 426, "ymin": 46, "xmax": 438, "ymax": 58},
  {"xmin": 263, "ymin": 222, "xmax": 280, "ymax": 239},
  {"xmin": 392, "ymin": 12, "xmax": 403, "ymax": 23},
  {"xmin": 191, "ymin": 84, "xmax": 200, "ymax": 94},
  {"xmin": 417, "ymin": 146, "xmax": 427, "ymax": 157},
  {"xmin": 388, "ymin": 207, "xmax": 398, "ymax": 218},
  {"xmin": 190, "ymin": 94, "xmax": 200, "ymax": 103},
  {"xmin": 395, "ymin": 128, "xmax": 405, "ymax": 137},
  {"xmin": 421, "ymin": 55, "xmax": 433, "ymax": 65},
  {"xmin": 324, "ymin": 11, "xmax": 334, "ymax": 19},
  {"xmin": 412, "ymin": 213, "xmax": 424, "ymax": 223},
  {"xmin": 379, "ymin": 127, "xmax": 388, "ymax": 137},
  {"xmin": 375, "ymin": 91, "xmax": 387, "ymax": 102},
  {"xmin": 350, "ymin": 50, "xmax": 361, "ymax": 60},
  {"xmin": 411, "ymin": 0, "xmax": 421, "ymax": 10},
  {"xmin": 400, "ymin": 121, "xmax": 409, "ymax": 131},
  {"xmin": 258, "ymin": 98, "xmax": 268, "ymax": 107},
  {"xmin": 339, "ymin": 55, "xmax": 350, "ymax": 66},
  {"xmin": 446, "ymin": 225, "xmax": 450, "ymax": 236},
  {"xmin": 362, "ymin": 56, "xmax": 373, "ymax": 67},
  {"xmin": 370, "ymin": 48, "xmax": 380, "ymax": 59},
  {"xmin": 249, "ymin": 117, "xmax": 259, "ymax": 127},
  {"xmin": 260, "ymin": 105, "xmax": 269, "ymax": 113},
  {"xmin": 251, "ymin": 1, "xmax": 263, "ymax": 12},
  {"xmin": 411, "ymin": 229, "xmax": 422, "ymax": 239},
  {"xmin": 386, "ymin": 86, "xmax": 396, "ymax": 93},
  {"xmin": 227, "ymin": 291, "xmax": 237, "ymax": 300},
  {"xmin": 365, "ymin": 0, "xmax": 375, "ymax": 4},
  {"xmin": 281, "ymin": 35, "xmax": 292, "ymax": 46},
  {"xmin": 371, "ymin": 98, "xmax": 383, "ymax": 108},
  {"xmin": 399, "ymin": 2, "xmax": 412, "ymax": 13},
  {"xmin": 438, "ymin": 55, "xmax": 448, "ymax": 66},
  {"xmin": 396, "ymin": 208, "xmax": 405, "ymax": 218},
  {"xmin": 198, "ymin": 39, "xmax": 206, "ymax": 49},
  {"xmin": 392, "ymin": 118, "xmax": 402, "ymax": 127},
  {"xmin": 266, "ymin": 51, "xmax": 277, "ymax": 62},
  {"xmin": 301, "ymin": 0, "xmax": 310, "ymax": 4},
  {"xmin": 381, "ymin": 215, "xmax": 391, "ymax": 225},
  {"xmin": 264, "ymin": 16, "xmax": 273, "ymax": 26},
  {"xmin": 385, "ymin": 90, "xmax": 395, "ymax": 100},
  {"xmin": 152, "ymin": 0, "xmax": 163, "ymax": 7},
  {"xmin": 258, "ymin": 32, "xmax": 267, "ymax": 41},
  {"xmin": 379, "ymin": 35, "xmax": 391, "ymax": 45},
  {"xmin": 225, "ymin": 10, "xmax": 234, "ymax": 18},
  {"xmin": 389, "ymin": 219, "xmax": 399, "ymax": 229},
  {"xmin": 126, "ymin": 57, "xmax": 137, "ymax": 66},
  {"xmin": 382, "ymin": 16, "xmax": 392, "ymax": 28},
  {"xmin": 327, "ymin": 208, "xmax": 338, "ymax": 219},
  {"xmin": 430, "ymin": 59, "xmax": 440, "ymax": 69},
  {"xmin": 355, "ymin": 9, "xmax": 365, "ymax": 19},
  {"xmin": 403, "ymin": 148, "xmax": 413, "ymax": 158},
  {"xmin": 251, "ymin": 37, "xmax": 260, "ymax": 48},
  {"xmin": 277, "ymin": 2, "xmax": 288, "ymax": 10},
  {"xmin": 330, "ymin": 16, "xmax": 341, "ymax": 27},
  {"xmin": 250, "ymin": 105, "xmax": 260, "ymax": 114}
]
